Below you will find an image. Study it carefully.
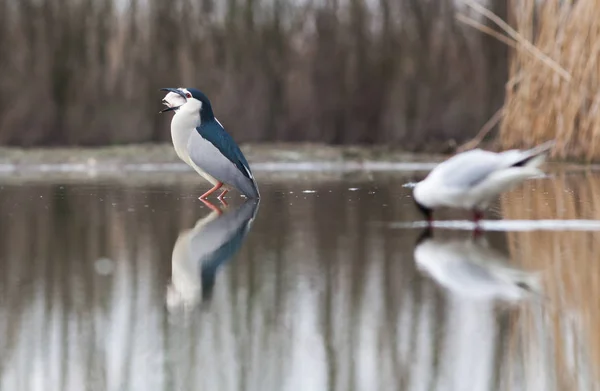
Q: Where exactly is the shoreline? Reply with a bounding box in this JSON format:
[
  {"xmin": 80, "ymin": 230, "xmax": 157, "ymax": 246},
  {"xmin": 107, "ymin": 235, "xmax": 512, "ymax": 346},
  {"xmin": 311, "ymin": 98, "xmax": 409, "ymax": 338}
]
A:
[
  {"xmin": 0, "ymin": 143, "xmax": 591, "ymax": 183},
  {"xmin": 0, "ymin": 142, "xmax": 450, "ymax": 166}
]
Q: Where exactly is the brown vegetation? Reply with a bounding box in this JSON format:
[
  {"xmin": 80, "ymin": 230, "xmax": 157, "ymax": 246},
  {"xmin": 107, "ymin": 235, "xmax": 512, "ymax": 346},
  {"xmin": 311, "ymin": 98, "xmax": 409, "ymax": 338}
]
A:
[
  {"xmin": 485, "ymin": 0, "xmax": 600, "ymax": 161},
  {"xmin": 0, "ymin": 0, "xmax": 506, "ymax": 147}
]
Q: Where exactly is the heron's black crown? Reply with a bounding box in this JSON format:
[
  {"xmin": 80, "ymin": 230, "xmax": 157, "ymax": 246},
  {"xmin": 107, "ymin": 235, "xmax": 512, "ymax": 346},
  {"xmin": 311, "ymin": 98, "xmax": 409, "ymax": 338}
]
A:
[{"xmin": 187, "ymin": 88, "xmax": 215, "ymax": 122}]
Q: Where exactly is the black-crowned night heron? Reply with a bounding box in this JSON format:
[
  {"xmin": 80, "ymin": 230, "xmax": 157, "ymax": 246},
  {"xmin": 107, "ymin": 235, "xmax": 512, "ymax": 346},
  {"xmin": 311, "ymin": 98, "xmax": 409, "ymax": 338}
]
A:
[
  {"xmin": 412, "ymin": 140, "xmax": 554, "ymax": 223},
  {"xmin": 166, "ymin": 199, "xmax": 260, "ymax": 311},
  {"xmin": 160, "ymin": 87, "xmax": 260, "ymax": 203}
]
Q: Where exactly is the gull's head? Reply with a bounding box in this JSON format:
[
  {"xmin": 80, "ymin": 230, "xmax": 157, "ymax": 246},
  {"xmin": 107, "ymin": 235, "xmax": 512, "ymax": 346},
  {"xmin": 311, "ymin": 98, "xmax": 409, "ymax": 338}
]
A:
[
  {"xmin": 412, "ymin": 181, "xmax": 433, "ymax": 221},
  {"xmin": 159, "ymin": 87, "xmax": 214, "ymax": 119}
]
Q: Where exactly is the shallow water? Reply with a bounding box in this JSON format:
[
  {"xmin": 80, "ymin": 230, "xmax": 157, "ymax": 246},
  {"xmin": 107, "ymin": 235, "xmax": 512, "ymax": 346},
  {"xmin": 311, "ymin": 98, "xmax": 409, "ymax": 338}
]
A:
[{"xmin": 1, "ymin": 168, "xmax": 600, "ymax": 391}]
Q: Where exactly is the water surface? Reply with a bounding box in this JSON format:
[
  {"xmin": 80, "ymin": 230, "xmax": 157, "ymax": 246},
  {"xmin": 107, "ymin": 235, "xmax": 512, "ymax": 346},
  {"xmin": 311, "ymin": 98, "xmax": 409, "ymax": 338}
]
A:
[{"xmin": 0, "ymin": 168, "xmax": 599, "ymax": 391}]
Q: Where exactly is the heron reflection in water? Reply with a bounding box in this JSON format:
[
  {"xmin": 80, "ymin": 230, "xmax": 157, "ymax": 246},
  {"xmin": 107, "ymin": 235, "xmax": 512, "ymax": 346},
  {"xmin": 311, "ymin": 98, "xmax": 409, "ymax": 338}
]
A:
[
  {"xmin": 413, "ymin": 228, "xmax": 541, "ymax": 302},
  {"xmin": 166, "ymin": 199, "xmax": 260, "ymax": 312}
]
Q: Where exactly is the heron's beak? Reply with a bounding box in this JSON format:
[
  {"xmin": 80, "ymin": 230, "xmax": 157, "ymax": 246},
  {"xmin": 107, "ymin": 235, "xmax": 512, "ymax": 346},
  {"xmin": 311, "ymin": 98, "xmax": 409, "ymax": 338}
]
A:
[
  {"xmin": 160, "ymin": 88, "xmax": 187, "ymax": 98},
  {"xmin": 159, "ymin": 88, "xmax": 187, "ymax": 113},
  {"xmin": 159, "ymin": 104, "xmax": 176, "ymax": 113}
]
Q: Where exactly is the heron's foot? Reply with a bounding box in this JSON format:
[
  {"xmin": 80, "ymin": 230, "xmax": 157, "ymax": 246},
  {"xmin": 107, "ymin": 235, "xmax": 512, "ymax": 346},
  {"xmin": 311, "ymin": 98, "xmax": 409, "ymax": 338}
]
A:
[
  {"xmin": 200, "ymin": 199, "xmax": 223, "ymax": 215},
  {"xmin": 199, "ymin": 182, "xmax": 223, "ymax": 200}
]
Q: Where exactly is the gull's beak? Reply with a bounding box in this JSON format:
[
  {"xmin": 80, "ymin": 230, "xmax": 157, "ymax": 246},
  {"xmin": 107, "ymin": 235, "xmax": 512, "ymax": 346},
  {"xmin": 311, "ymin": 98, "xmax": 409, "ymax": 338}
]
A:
[{"xmin": 159, "ymin": 88, "xmax": 187, "ymax": 113}]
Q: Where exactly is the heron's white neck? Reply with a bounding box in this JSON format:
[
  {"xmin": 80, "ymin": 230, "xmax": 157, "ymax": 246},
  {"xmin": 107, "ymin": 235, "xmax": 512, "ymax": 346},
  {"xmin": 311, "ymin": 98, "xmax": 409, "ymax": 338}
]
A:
[
  {"xmin": 170, "ymin": 109, "xmax": 201, "ymax": 164},
  {"xmin": 167, "ymin": 230, "xmax": 202, "ymax": 309}
]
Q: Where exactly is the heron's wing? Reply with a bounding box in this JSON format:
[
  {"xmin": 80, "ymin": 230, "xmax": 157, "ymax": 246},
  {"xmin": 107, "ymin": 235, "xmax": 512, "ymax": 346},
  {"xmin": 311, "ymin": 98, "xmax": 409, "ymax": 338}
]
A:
[
  {"xmin": 198, "ymin": 119, "xmax": 255, "ymax": 180},
  {"xmin": 194, "ymin": 200, "xmax": 260, "ymax": 298},
  {"xmin": 188, "ymin": 199, "xmax": 259, "ymax": 261},
  {"xmin": 187, "ymin": 121, "xmax": 259, "ymax": 198}
]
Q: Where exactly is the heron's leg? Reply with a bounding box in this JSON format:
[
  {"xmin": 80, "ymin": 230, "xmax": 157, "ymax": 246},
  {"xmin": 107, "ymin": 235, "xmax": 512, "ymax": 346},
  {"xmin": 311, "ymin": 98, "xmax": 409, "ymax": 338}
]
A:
[
  {"xmin": 217, "ymin": 189, "xmax": 229, "ymax": 204},
  {"xmin": 217, "ymin": 197, "xmax": 228, "ymax": 207},
  {"xmin": 199, "ymin": 182, "xmax": 223, "ymax": 200},
  {"xmin": 200, "ymin": 198, "xmax": 223, "ymax": 215}
]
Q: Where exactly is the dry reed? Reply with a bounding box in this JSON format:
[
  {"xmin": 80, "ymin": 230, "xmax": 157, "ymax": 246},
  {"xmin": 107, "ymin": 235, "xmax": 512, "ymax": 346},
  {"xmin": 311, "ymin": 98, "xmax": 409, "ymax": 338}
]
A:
[{"xmin": 494, "ymin": 0, "xmax": 600, "ymax": 161}]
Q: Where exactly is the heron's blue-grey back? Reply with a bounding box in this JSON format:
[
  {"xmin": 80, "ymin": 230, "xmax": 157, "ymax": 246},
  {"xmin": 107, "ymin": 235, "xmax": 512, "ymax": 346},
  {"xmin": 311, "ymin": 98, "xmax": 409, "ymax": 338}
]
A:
[
  {"xmin": 188, "ymin": 199, "xmax": 259, "ymax": 263},
  {"xmin": 196, "ymin": 200, "xmax": 259, "ymax": 297},
  {"xmin": 187, "ymin": 120, "xmax": 260, "ymax": 198}
]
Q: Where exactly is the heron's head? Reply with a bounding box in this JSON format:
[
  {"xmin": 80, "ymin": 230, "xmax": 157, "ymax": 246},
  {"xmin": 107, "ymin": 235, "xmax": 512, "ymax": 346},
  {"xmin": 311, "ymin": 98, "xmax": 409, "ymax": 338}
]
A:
[{"xmin": 159, "ymin": 87, "xmax": 215, "ymax": 121}]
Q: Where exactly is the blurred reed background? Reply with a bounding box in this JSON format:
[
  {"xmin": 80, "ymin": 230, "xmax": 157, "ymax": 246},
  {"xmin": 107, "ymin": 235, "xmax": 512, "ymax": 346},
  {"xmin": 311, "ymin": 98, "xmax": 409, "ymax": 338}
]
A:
[
  {"xmin": 0, "ymin": 174, "xmax": 595, "ymax": 390},
  {"xmin": 498, "ymin": 0, "xmax": 600, "ymax": 161},
  {"xmin": 501, "ymin": 171, "xmax": 600, "ymax": 390},
  {"xmin": 0, "ymin": 0, "xmax": 508, "ymax": 147}
]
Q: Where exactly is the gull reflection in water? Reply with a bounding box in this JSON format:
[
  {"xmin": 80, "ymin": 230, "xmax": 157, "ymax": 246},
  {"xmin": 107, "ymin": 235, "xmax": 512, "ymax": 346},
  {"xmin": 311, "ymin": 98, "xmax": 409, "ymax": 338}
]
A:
[
  {"xmin": 413, "ymin": 229, "xmax": 541, "ymax": 302},
  {"xmin": 166, "ymin": 199, "xmax": 260, "ymax": 312}
]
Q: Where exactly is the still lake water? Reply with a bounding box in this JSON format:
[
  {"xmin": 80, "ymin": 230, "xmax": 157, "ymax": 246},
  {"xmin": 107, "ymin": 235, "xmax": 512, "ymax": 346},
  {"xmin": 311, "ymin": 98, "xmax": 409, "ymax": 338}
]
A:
[{"xmin": 1, "ymin": 167, "xmax": 600, "ymax": 391}]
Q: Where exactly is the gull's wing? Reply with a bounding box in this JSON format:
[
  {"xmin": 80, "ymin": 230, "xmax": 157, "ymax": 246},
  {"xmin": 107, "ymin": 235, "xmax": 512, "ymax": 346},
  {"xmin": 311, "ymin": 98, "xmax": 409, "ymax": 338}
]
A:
[
  {"xmin": 429, "ymin": 141, "xmax": 553, "ymax": 189},
  {"xmin": 428, "ymin": 149, "xmax": 506, "ymax": 188},
  {"xmin": 414, "ymin": 234, "xmax": 539, "ymax": 300}
]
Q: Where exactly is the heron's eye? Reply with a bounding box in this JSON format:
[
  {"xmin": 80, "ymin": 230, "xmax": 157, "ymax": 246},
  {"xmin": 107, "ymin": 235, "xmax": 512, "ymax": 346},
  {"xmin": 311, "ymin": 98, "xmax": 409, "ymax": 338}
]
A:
[{"xmin": 185, "ymin": 93, "xmax": 192, "ymax": 98}]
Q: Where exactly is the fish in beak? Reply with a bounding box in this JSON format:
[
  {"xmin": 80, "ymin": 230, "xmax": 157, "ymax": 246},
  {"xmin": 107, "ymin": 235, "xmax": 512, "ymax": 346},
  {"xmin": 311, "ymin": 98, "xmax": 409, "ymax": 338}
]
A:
[{"xmin": 160, "ymin": 88, "xmax": 187, "ymax": 113}]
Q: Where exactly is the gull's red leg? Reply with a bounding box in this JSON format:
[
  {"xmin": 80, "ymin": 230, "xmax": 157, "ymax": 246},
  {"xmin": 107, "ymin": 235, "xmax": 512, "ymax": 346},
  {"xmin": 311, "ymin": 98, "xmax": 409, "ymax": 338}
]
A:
[
  {"xmin": 200, "ymin": 198, "xmax": 223, "ymax": 215},
  {"xmin": 472, "ymin": 209, "xmax": 484, "ymax": 236},
  {"xmin": 199, "ymin": 182, "xmax": 223, "ymax": 200}
]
